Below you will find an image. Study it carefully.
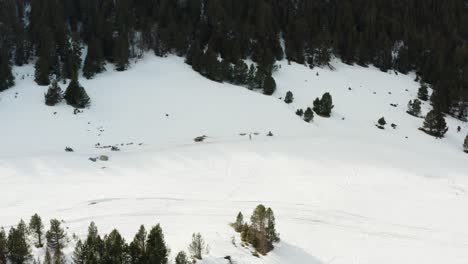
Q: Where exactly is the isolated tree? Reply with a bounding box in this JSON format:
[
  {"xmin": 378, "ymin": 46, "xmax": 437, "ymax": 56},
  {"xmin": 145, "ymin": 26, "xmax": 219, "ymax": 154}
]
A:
[
  {"xmin": 129, "ymin": 225, "xmax": 147, "ymax": 264},
  {"xmin": 464, "ymin": 135, "xmax": 468, "ymax": 153},
  {"xmin": 188, "ymin": 233, "xmax": 206, "ymax": 260},
  {"xmin": 378, "ymin": 117, "xmax": 387, "ymax": 127},
  {"xmin": 175, "ymin": 251, "xmax": 189, "ymax": 264},
  {"xmin": 46, "ymin": 219, "xmax": 67, "ymax": 264},
  {"xmin": 263, "ymin": 75, "xmax": 276, "ymax": 95},
  {"xmin": 146, "ymin": 224, "xmax": 168, "ymax": 264},
  {"xmin": 314, "ymin": 93, "xmax": 334, "ymax": 117},
  {"xmin": 0, "ymin": 228, "xmax": 7, "ymax": 264},
  {"xmin": 44, "ymin": 80, "xmax": 63, "ymax": 106},
  {"xmin": 421, "ymin": 110, "xmax": 448, "ymax": 138},
  {"xmin": 64, "ymin": 76, "xmax": 90, "ymax": 108},
  {"xmin": 407, "ymin": 99, "xmax": 421, "ymax": 117},
  {"xmin": 103, "ymin": 229, "xmax": 128, "ymax": 264},
  {"xmin": 233, "ymin": 212, "xmax": 244, "ymax": 232},
  {"xmin": 284, "ymin": 91, "xmax": 294, "ymax": 104},
  {"xmin": 29, "ymin": 214, "xmax": 44, "ymax": 247},
  {"xmin": 304, "ymin": 107, "xmax": 314, "ymax": 122},
  {"xmin": 418, "ymin": 84, "xmax": 429, "ymax": 101},
  {"xmin": 7, "ymin": 224, "xmax": 31, "ymax": 264},
  {"xmin": 296, "ymin": 108, "xmax": 304, "ymax": 117}
]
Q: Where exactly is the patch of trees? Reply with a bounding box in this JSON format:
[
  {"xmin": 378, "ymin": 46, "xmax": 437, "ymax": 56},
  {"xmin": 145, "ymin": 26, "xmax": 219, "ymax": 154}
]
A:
[
  {"xmin": 407, "ymin": 99, "xmax": 422, "ymax": 117},
  {"xmin": 420, "ymin": 110, "xmax": 448, "ymax": 138},
  {"xmin": 0, "ymin": 0, "xmax": 466, "ymax": 114},
  {"xmin": 232, "ymin": 204, "xmax": 279, "ymax": 255}
]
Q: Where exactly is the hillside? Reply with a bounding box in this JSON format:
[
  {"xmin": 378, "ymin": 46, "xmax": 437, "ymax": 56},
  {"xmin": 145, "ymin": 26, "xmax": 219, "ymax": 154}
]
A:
[{"xmin": 1, "ymin": 55, "xmax": 467, "ymax": 264}]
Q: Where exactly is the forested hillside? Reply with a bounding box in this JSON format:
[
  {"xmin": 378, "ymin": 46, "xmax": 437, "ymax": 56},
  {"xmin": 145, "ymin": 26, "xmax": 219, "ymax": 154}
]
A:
[{"xmin": 0, "ymin": 0, "xmax": 467, "ymax": 117}]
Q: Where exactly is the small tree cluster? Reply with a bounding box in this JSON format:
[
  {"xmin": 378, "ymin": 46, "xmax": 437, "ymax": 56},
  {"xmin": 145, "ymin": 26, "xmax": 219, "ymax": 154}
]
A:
[
  {"xmin": 234, "ymin": 205, "xmax": 279, "ymax": 255},
  {"xmin": 44, "ymin": 80, "xmax": 63, "ymax": 106},
  {"xmin": 420, "ymin": 110, "xmax": 448, "ymax": 138},
  {"xmin": 284, "ymin": 91, "xmax": 294, "ymax": 104},
  {"xmin": 407, "ymin": 99, "xmax": 422, "ymax": 117},
  {"xmin": 313, "ymin": 93, "xmax": 334, "ymax": 117},
  {"xmin": 188, "ymin": 233, "xmax": 208, "ymax": 260}
]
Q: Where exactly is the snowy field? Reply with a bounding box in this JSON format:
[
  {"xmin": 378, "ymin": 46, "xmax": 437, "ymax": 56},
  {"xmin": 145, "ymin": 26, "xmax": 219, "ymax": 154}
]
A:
[{"xmin": 1, "ymin": 54, "xmax": 468, "ymax": 263}]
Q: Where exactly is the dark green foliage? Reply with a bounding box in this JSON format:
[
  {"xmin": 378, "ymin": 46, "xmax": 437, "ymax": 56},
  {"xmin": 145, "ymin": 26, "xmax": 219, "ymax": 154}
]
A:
[
  {"xmin": 233, "ymin": 60, "xmax": 248, "ymax": 85},
  {"xmin": 263, "ymin": 75, "xmax": 276, "ymax": 96},
  {"xmin": 83, "ymin": 38, "xmax": 105, "ymax": 79},
  {"xmin": 72, "ymin": 240, "xmax": 86, "ymax": 264},
  {"xmin": 64, "ymin": 78, "xmax": 90, "ymax": 108},
  {"xmin": 7, "ymin": 221, "xmax": 31, "ymax": 264},
  {"xmin": 233, "ymin": 212, "xmax": 244, "ymax": 232},
  {"xmin": 146, "ymin": 224, "xmax": 168, "ymax": 264},
  {"xmin": 296, "ymin": 109, "xmax": 304, "ymax": 117},
  {"xmin": 0, "ymin": 50, "xmax": 14, "ymax": 91},
  {"xmin": 44, "ymin": 81, "xmax": 63, "ymax": 106},
  {"xmin": 175, "ymin": 251, "xmax": 189, "ymax": 264},
  {"xmin": 418, "ymin": 84, "xmax": 429, "ymax": 101},
  {"xmin": 43, "ymin": 248, "xmax": 52, "ymax": 264},
  {"xmin": 284, "ymin": 91, "xmax": 294, "ymax": 104},
  {"xmin": 407, "ymin": 99, "xmax": 422, "ymax": 117},
  {"xmin": 188, "ymin": 233, "xmax": 205, "ymax": 260},
  {"xmin": 238, "ymin": 205, "xmax": 279, "ymax": 255},
  {"xmin": 129, "ymin": 225, "xmax": 147, "ymax": 264},
  {"xmin": 378, "ymin": 117, "xmax": 387, "ymax": 126},
  {"xmin": 29, "ymin": 214, "xmax": 44, "ymax": 248},
  {"xmin": 0, "ymin": 228, "xmax": 7, "ymax": 264},
  {"xmin": 304, "ymin": 107, "xmax": 314, "ymax": 122},
  {"xmin": 421, "ymin": 110, "xmax": 448, "ymax": 138},
  {"xmin": 46, "ymin": 219, "xmax": 67, "ymax": 264},
  {"xmin": 114, "ymin": 34, "xmax": 130, "ymax": 71},
  {"xmin": 464, "ymin": 135, "xmax": 468, "ymax": 153},
  {"xmin": 246, "ymin": 65, "xmax": 256, "ymax": 90},
  {"xmin": 103, "ymin": 229, "xmax": 129, "ymax": 264},
  {"xmin": 313, "ymin": 93, "xmax": 334, "ymax": 117}
]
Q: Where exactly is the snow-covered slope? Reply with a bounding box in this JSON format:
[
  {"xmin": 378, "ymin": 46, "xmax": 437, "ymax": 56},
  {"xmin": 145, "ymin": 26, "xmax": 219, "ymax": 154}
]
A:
[{"xmin": 1, "ymin": 54, "xmax": 467, "ymax": 264}]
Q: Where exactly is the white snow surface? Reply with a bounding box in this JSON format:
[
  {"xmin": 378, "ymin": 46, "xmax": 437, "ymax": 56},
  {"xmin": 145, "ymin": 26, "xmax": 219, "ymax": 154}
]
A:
[{"xmin": 1, "ymin": 54, "xmax": 468, "ymax": 264}]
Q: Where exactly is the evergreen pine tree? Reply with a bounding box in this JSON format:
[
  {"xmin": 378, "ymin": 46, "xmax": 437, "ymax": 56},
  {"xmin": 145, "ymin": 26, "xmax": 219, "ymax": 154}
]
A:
[
  {"xmin": 129, "ymin": 225, "xmax": 147, "ymax": 264},
  {"xmin": 188, "ymin": 233, "xmax": 205, "ymax": 260},
  {"xmin": 418, "ymin": 84, "xmax": 429, "ymax": 101},
  {"xmin": 44, "ymin": 80, "xmax": 63, "ymax": 106},
  {"xmin": 246, "ymin": 64, "xmax": 256, "ymax": 89},
  {"xmin": 29, "ymin": 214, "xmax": 44, "ymax": 248},
  {"xmin": 175, "ymin": 251, "xmax": 189, "ymax": 264},
  {"xmin": 64, "ymin": 75, "xmax": 90, "ymax": 109},
  {"xmin": 82, "ymin": 222, "xmax": 104, "ymax": 264},
  {"xmin": 114, "ymin": 34, "xmax": 130, "ymax": 71},
  {"xmin": 0, "ymin": 228, "xmax": 7, "ymax": 264},
  {"xmin": 233, "ymin": 212, "xmax": 244, "ymax": 232},
  {"xmin": 72, "ymin": 240, "xmax": 85, "ymax": 264},
  {"xmin": 263, "ymin": 75, "xmax": 276, "ymax": 95},
  {"xmin": 146, "ymin": 224, "xmax": 168, "ymax": 264},
  {"xmin": 284, "ymin": 91, "xmax": 294, "ymax": 104},
  {"xmin": 464, "ymin": 135, "xmax": 468, "ymax": 153},
  {"xmin": 103, "ymin": 229, "xmax": 128, "ymax": 264},
  {"xmin": 265, "ymin": 208, "xmax": 279, "ymax": 244},
  {"xmin": 296, "ymin": 109, "xmax": 304, "ymax": 117},
  {"xmin": 304, "ymin": 107, "xmax": 314, "ymax": 122},
  {"xmin": 421, "ymin": 110, "xmax": 448, "ymax": 138},
  {"xmin": 7, "ymin": 223, "xmax": 31, "ymax": 264},
  {"xmin": 314, "ymin": 93, "xmax": 334, "ymax": 117},
  {"xmin": 378, "ymin": 117, "xmax": 387, "ymax": 126},
  {"xmin": 233, "ymin": 60, "xmax": 248, "ymax": 85},
  {"xmin": 46, "ymin": 219, "xmax": 66, "ymax": 264},
  {"xmin": 83, "ymin": 38, "xmax": 105, "ymax": 79},
  {"xmin": 407, "ymin": 99, "xmax": 422, "ymax": 117},
  {"xmin": 0, "ymin": 49, "xmax": 14, "ymax": 91}
]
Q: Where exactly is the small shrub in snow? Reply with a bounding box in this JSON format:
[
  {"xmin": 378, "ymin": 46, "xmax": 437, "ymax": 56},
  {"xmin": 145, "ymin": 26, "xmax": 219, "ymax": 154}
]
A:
[
  {"xmin": 263, "ymin": 75, "xmax": 276, "ymax": 96},
  {"xmin": 376, "ymin": 117, "xmax": 386, "ymax": 129},
  {"xmin": 175, "ymin": 251, "xmax": 190, "ymax": 264},
  {"xmin": 304, "ymin": 107, "xmax": 314, "ymax": 122},
  {"xmin": 296, "ymin": 109, "xmax": 304, "ymax": 117},
  {"xmin": 44, "ymin": 80, "xmax": 63, "ymax": 106},
  {"xmin": 284, "ymin": 91, "xmax": 294, "ymax": 104},
  {"xmin": 407, "ymin": 99, "xmax": 422, "ymax": 117}
]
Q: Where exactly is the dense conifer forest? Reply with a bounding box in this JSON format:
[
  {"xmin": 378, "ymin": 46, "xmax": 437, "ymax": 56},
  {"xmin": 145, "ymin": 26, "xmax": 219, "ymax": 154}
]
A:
[{"xmin": 0, "ymin": 0, "xmax": 467, "ymax": 116}]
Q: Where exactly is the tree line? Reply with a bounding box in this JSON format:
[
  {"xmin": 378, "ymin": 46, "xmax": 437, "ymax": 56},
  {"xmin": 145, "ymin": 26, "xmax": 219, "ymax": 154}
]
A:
[{"xmin": 0, "ymin": 0, "xmax": 467, "ymax": 115}]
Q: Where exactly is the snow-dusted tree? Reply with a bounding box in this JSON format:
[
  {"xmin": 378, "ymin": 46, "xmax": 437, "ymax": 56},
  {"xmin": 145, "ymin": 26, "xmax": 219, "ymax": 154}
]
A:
[
  {"xmin": 64, "ymin": 77, "xmax": 90, "ymax": 108},
  {"xmin": 175, "ymin": 251, "xmax": 190, "ymax": 264},
  {"xmin": 418, "ymin": 84, "xmax": 429, "ymax": 101},
  {"xmin": 284, "ymin": 91, "xmax": 294, "ymax": 104},
  {"xmin": 188, "ymin": 233, "xmax": 206, "ymax": 260},
  {"xmin": 304, "ymin": 107, "xmax": 314, "ymax": 122},
  {"xmin": 146, "ymin": 224, "xmax": 168, "ymax": 264},
  {"xmin": 421, "ymin": 110, "xmax": 448, "ymax": 138},
  {"xmin": 44, "ymin": 80, "xmax": 63, "ymax": 106},
  {"xmin": 407, "ymin": 99, "xmax": 421, "ymax": 117},
  {"xmin": 0, "ymin": 228, "xmax": 7, "ymax": 264},
  {"xmin": 46, "ymin": 219, "xmax": 67, "ymax": 264},
  {"xmin": 29, "ymin": 214, "xmax": 44, "ymax": 248},
  {"xmin": 313, "ymin": 93, "xmax": 334, "ymax": 117}
]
